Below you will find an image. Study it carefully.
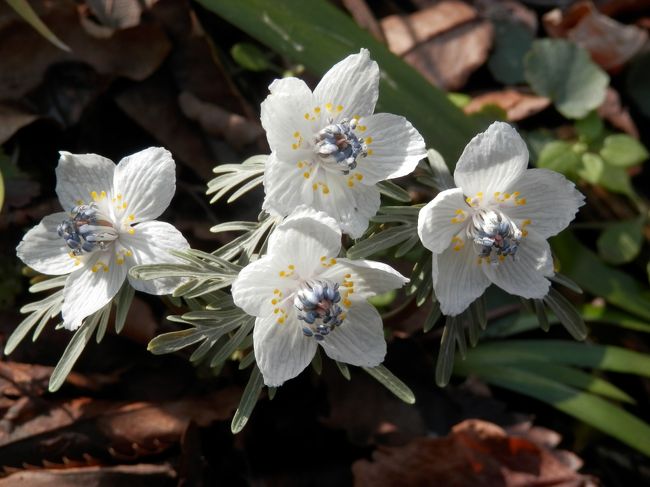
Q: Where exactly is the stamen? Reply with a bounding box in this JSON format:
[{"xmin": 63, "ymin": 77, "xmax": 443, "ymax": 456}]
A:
[
  {"xmin": 468, "ymin": 210, "xmax": 522, "ymax": 263},
  {"xmin": 313, "ymin": 118, "xmax": 367, "ymax": 174},
  {"xmin": 294, "ymin": 279, "xmax": 345, "ymax": 341},
  {"xmin": 57, "ymin": 203, "xmax": 118, "ymax": 256}
]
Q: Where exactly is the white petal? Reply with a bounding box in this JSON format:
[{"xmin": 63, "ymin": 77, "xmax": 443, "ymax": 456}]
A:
[
  {"xmin": 56, "ymin": 152, "xmax": 115, "ymax": 211},
  {"xmin": 313, "ymin": 49, "xmax": 379, "ymax": 120},
  {"xmin": 61, "ymin": 252, "xmax": 127, "ymax": 330},
  {"xmin": 503, "ymin": 168, "xmax": 585, "ymax": 238},
  {"xmin": 418, "ymin": 188, "xmax": 470, "ymax": 254},
  {"xmin": 253, "ymin": 310, "xmax": 318, "ymax": 387},
  {"xmin": 260, "ymin": 77, "xmax": 316, "ymax": 162},
  {"xmin": 320, "ymin": 258, "xmax": 408, "ymax": 298},
  {"xmin": 113, "ymin": 147, "xmax": 176, "ymax": 223},
  {"xmin": 232, "ymin": 255, "xmax": 294, "ymax": 318},
  {"xmin": 433, "ymin": 238, "xmax": 491, "ymax": 316},
  {"xmin": 312, "ymin": 170, "xmax": 381, "ymax": 238},
  {"xmin": 454, "ymin": 122, "xmax": 529, "ymax": 197},
  {"xmin": 262, "ymin": 152, "xmax": 315, "ymax": 218},
  {"xmin": 16, "ymin": 212, "xmax": 82, "ymax": 275},
  {"xmin": 482, "ymin": 229, "xmax": 553, "ymax": 299},
  {"xmin": 319, "ymin": 301, "xmax": 386, "ymax": 367},
  {"xmin": 355, "ymin": 113, "xmax": 426, "ymax": 185},
  {"xmin": 120, "ymin": 220, "xmax": 189, "ymax": 295},
  {"xmin": 267, "ymin": 205, "xmax": 342, "ymax": 277}
]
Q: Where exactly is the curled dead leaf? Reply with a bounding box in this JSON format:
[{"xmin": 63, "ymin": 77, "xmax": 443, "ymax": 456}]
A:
[
  {"xmin": 598, "ymin": 87, "xmax": 639, "ymax": 138},
  {"xmin": 353, "ymin": 419, "xmax": 599, "ymax": 487},
  {"xmin": 543, "ymin": 1, "xmax": 648, "ymax": 71},
  {"xmin": 464, "ymin": 89, "xmax": 551, "ymax": 121}
]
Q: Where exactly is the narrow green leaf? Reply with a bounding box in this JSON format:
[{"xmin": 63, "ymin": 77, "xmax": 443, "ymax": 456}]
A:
[
  {"xmin": 231, "ymin": 366, "xmax": 265, "ymax": 433},
  {"xmin": 198, "ymin": 0, "xmax": 478, "ymax": 164},
  {"xmin": 363, "ymin": 364, "xmax": 415, "ymax": 404},
  {"xmin": 209, "ymin": 321, "xmax": 254, "ymax": 367},
  {"xmin": 49, "ymin": 317, "xmax": 100, "ymax": 392},
  {"xmin": 534, "ymin": 299, "xmax": 550, "ymax": 332},
  {"xmin": 347, "ymin": 225, "xmax": 414, "ymax": 259},
  {"xmin": 377, "ymin": 180, "xmax": 411, "ymax": 203},
  {"xmin": 424, "ymin": 148, "xmax": 454, "ymax": 191},
  {"xmin": 435, "ymin": 316, "xmax": 457, "ymax": 387},
  {"xmin": 310, "ymin": 347, "xmax": 323, "ymax": 375},
  {"xmin": 114, "ymin": 283, "xmax": 135, "ymax": 334},
  {"xmin": 552, "ymin": 232, "xmax": 650, "ymax": 320},
  {"xmin": 6, "ymin": 0, "xmax": 70, "ymax": 51},
  {"xmin": 335, "ymin": 361, "xmax": 351, "ymax": 380},
  {"xmin": 231, "ymin": 42, "xmax": 272, "ymax": 71},
  {"xmin": 543, "ymin": 288, "xmax": 588, "ymax": 341},
  {"xmin": 423, "ymin": 300, "xmax": 441, "ymax": 333},
  {"xmin": 454, "ymin": 363, "xmax": 650, "ymax": 456}
]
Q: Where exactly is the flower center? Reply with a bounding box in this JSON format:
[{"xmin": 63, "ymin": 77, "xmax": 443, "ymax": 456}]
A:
[
  {"xmin": 314, "ymin": 118, "xmax": 367, "ymax": 174},
  {"xmin": 57, "ymin": 203, "xmax": 118, "ymax": 255},
  {"xmin": 468, "ymin": 209, "xmax": 522, "ymax": 262},
  {"xmin": 294, "ymin": 279, "xmax": 345, "ymax": 341}
]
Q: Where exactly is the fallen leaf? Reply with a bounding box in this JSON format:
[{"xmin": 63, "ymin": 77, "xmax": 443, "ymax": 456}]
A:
[
  {"xmin": 178, "ymin": 92, "xmax": 264, "ymax": 150},
  {"xmin": 402, "ymin": 19, "xmax": 494, "ymax": 90},
  {"xmin": 381, "ymin": 1, "xmax": 477, "ymax": 56},
  {"xmin": 598, "ymin": 87, "xmax": 639, "ymax": 138},
  {"xmin": 0, "ymin": 463, "xmax": 176, "ymax": 487},
  {"xmin": 342, "ymin": 0, "xmax": 385, "ymax": 43},
  {"xmin": 353, "ymin": 419, "xmax": 598, "ymax": 487},
  {"xmin": 464, "ymin": 89, "xmax": 551, "ymax": 121},
  {"xmin": 543, "ymin": 1, "xmax": 648, "ymax": 71}
]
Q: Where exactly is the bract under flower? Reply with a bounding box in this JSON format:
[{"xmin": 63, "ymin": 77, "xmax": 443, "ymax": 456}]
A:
[
  {"xmin": 16, "ymin": 148, "xmax": 189, "ymax": 330},
  {"xmin": 417, "ymin": 122, "xmax": 584, "ymax": 316},
  {"xmin": 260, "ymin": 49, "xmax": 426, "ymax": 238},
  {"xmin": 231, "ymin": 206, "xmax": 408, "ymax": 387}
]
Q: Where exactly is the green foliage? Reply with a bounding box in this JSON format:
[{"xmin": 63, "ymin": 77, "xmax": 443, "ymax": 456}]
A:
[
  {"xmin": 525, "ymin": 39, "xmax": 609, "ymax": 119},
  {"xmin": 600, "ymin": 134, "xmax": 649, "ymax": 168},
  {"xmin": 231, "ymin": 366, "xmax": 264, "ymax": 433},
  {"xmin": 231, "ymin": 42, "xmax": 272, "ymax": 72},
  {"xmin": 363, "ymin": 365, "xmax": 415, "ymax": 404},
  {"xmin": 488, "ymin": 21, "xmax": 533, "ymax": 85},
  {"xmin": 597, "ymin": 219, "xmax": 644, "ymax": 265},
  {"xmin": 6, "ymin": 0, "xmax": 70, "ymax": 51},
  {"xmin": 197, "ymin": 0, "xmax": 479, "ymax": 164}
]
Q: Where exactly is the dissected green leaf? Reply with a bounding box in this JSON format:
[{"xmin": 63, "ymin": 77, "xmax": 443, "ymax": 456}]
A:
[
  {"xmin": 6, "ymin": 0, "xmax": 70, "ymax": 51},
  {"xmin": 525, "ymin": 39, "xmax": 609, "ymax": 119},
  {"xmin": 600, "ymin": 134, "xmax": 649, "ymax": 168},
  {"xmin": 552, "ymin": 232, "xmax": 650, "ymax": 320},
  {"xmin": 536, "ymin": 141, "xmax": 581, "ymax": 175},
  {"xmin": 487, "ymin": 21, "xmax": 533, "ymax": 85},
  {"xmin": 198, "ymin": 0, "xmax": 479, "ymax": 164},
  {"xmin": 231, "ymin": 42, "xmax": 272, "ymax": 71},
  {"xmin": 597, "ymin": 218, "xmax": 644, "ymax": 264}
]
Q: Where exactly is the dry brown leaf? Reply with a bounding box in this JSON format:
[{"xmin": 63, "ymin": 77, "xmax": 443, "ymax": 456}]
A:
[
  {"xmin": 353, "ymin": 419, "xmax": 598, "ymax": 487},
  {"xmin": 402, "ymin": 19, "xmax": 493, "ymax": 91},
  {"xmin": 0, "ymin": 463, "xmax": 176, "ymax": 487},
  {"xmin": 598, "ymin": 87, "xmax": 639, "ymax": 138},
  {"xmin": 342, "ymin": 0, "xmax": 385, "ymax": 42},
  {"xmin": 381, "ymin": 1, "xmax": 477, "ymax": 56},
  {"xmin": 0, "ymin": 104, "xmax": 38, "ymax": 144},
  {"xmin": 543, "ymin": 1, "xmax": 648, "ymax": 71},
  {"xmin": 179, "ymin": 92, "xmax": 264, "ymax": 150},
  {"xmin": 464, "ymin": 89, "xmax": 551, "ymax": 121}
]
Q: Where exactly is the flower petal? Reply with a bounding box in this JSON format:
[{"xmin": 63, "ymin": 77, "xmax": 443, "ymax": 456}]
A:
[
  {"xmin": 267, "ymin": 205, "xmax": 342, "ymax": 277},
  {"xmin": 61, "ymin": 252, "xmax": 127, "ymax": 330},
  {"xmin": 113, "ymin": 147, "xmax": 176, "ymax": 223},
  {"xmin": 418, "ymin": 188, "xmax": 470, "ymax": 254},
  {"xmin": 312, "ymin": 170, "xmax": 380, "ymax": 238},
  {"xmin": 260, "ymin": 77, "xmax": 315, "ymax": 162},
  {"xmin": 433, "ymin": 238, "xmax": 491, "ymax": 316},
  {"xmin": 355, "ymin": 113, "xmax": 426, "ymax": 185},
  {"xmin": 120, "ymin": 220, "xmax": 189, "ymax": 295},
  {"xmin": 16, "ymin": 212, "xmax": 82, "ymax": 275},
  {"xmin": 482, "ymin": 229, "xmax": 553, "ymax": 299},
  {"xmin": 503, "ymin": 168, "xmax": 585, "ymax": 238},
  {"xmin": 56, "ymin": 152, "xmax": 115, "ymax": 211},
  {"xmin": 454, "ymin": 122, "xmax": 529, "ymax": 197},
  {"xmin": 262, "ymin": 152, "xmax": 315, "ymax": 218},
  {"xmin": 320, "ymin": 258, "xmax": 408, "ymax": 298},
  {"xmin": 232, "ymin": 255, "xmax": 294, "ymax": 318},
  {"xmin": 253, "ymin": 310, "xmax": 318, "ymax": 387},
  {"xmin": 313, "ymin": 48, "xmax": 379, "ymax": 120},
  {"xmin": 318, "ymin": 301, "xmax": 386, "ymax": 367}
]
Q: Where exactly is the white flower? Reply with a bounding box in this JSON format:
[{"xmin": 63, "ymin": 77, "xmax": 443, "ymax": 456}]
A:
[
  {"xmin": 16, "ymin": 147, "xmax": 189, "ymax": 330},
  {"xmin": 231, "ymin": 206, "xmax": 408, "ymax": 387},
  {"xmin": 260, "ymin": 48, "xmax": 426, "ymax": 238},
  {"xmin": 417, "ymin": 122, "xmax": 584, "ymax": 316}
]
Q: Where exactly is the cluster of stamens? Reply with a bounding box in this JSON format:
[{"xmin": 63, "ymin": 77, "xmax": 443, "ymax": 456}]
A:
[
  {"xmin": 57, "ymin": 203, "xmax": 117, "ymax": 255},
  {"xmin": 294, "ymin": 280, "xmax": 345, "ymax": 341},
  {"xmin": 314, "ymin": 118, "xmax": 367, "ymax": 174},
  {"xmin": 468, "ymin": 210, "xmax": 522, "ymax": 263}
]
